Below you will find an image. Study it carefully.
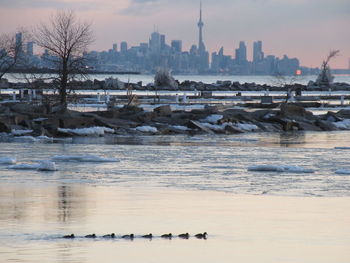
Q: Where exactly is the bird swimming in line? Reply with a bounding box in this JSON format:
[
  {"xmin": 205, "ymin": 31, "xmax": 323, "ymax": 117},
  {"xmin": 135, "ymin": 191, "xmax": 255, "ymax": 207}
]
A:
[
  {"xmin": 103, "ymin": 233, "xmax": 115, "ymax": 238},
  {"xmin": 178, "ymin": 233, "xmax": 189, "ymax": 239},
  {"xmin": 194, "ymin": 232, "xmax": 207, "ymax": 239},
  {"xmin": 62, "ymin": 234, "xmax": 75, "ymax": 239},
  {"xmin": 142, "ymin": 233, "xmax": 153, "ymax": 239},
  {"xmin": 122, "ymin": 234, "xmax": 134, "ymax": 239},
  {"xmin": 85, "ymin": 234, "xmax": 96, "ymax": 238},
  {"xmin": 161, "ymin": 233, "xmax": 172, "ymax": 239}
]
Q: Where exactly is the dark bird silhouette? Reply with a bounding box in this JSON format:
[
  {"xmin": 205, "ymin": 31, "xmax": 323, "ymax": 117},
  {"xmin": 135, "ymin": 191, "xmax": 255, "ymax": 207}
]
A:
[
  {"xmin": 178, "ymin": 233, "xmax": 189, "ymax": 239},
  {"xmin": 62, "ymin": 234, "xmax": 75, "ymax": 239},
  {"xmin": 161, "ymin": 233, "xmax": 172, "ymax": 239},
  {"xmin": 195, "ymin": 232, "xmax": 207, "ymax": 239},
  {"xmin": 122, "ymin": 234, "xmax": 134, "ymax": 239},
  {"xmin": 103, "ymin": 233, "xmax": 115, "ymax": 238},
  {"xmin": 142, "ymin": 233, "xmax": 153, "ymax": 239},
  {"xmin": 85, "ymin": 234, "xmax": 96, "ymax": 238}
]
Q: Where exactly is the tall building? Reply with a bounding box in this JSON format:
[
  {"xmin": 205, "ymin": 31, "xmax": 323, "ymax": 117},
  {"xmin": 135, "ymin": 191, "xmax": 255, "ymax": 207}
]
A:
[
  {"xmin": 253, "ymin": 41, "xmax": 264, "ymax": 63},
  {"xmin": 235, "ymin": 41, "xmax": 247, "ymax": 65},
  {"xmin": 26, "ymin": 42, "xmax": 34, "ymax": 56},
  {"xmin": 120, "ymin": 41, "xmax": 128, "ymax": 53},
  {"xmin": 15, "ymin": 32, "xmax": 23, "ymax": 57},
  {"xmin": 196, "ymin": 1, "xmax": 209, "ymax": 72},
  {"xmin": 149, "ymin": 31, "xmax": 161, "ymax": 54},
  {"xmin": 112, "ymin": 43, "xmax": 118, "ymax": 52},
  {"xmin": 171, "ymin": 40, "xmax": 182, "ymax": 53},
  {"xmin": 197, "ymin": 1, "xmax": 205, "ymax": 54}
]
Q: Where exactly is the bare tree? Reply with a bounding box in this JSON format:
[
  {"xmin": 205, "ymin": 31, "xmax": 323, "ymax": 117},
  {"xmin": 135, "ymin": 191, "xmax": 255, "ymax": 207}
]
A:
[
  {"xmin": 316, "ymin": 50, "xmax": 339, "ymax": 87},
  {"xmin": 34, "ymin": 10, "xmax": 94, "ymax": 106},
  {"xmin": 0, "ymin": 32, "xmax": 25, "ymax": 80}
]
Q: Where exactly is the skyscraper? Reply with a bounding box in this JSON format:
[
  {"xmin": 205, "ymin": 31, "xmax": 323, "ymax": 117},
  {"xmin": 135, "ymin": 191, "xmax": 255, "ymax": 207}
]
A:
[
  {"xmin": 235, "ymin": 41, "xmax": 247, "ymax": 65},
  {"xmin": 197, "ymin": 1, "xmax": 205, "ymax": 54},
  {"xmin": 196, "ymin": 1, "xmax": 209, "ymax": 72},
  {"xmin": 120, "ymin": 41, "xmax": 128, "ymax": 53},
  {"xmin": 171, "ymin": 40, "xmax": 182, "ymax": 53},
  {"xmin": 27, "ymin": 42, "xmax": 34, "ymax": 56},
  {"xmin": 253, "ymin": 41, "xmax": 264, "ymax": 63},
  {"xmin": 15, "ymin": 32, "xmax": 23, "ymax": 57}
]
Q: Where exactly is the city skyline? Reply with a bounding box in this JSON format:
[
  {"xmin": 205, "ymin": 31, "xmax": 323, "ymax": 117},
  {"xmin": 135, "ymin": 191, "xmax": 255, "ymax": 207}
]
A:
[{"xmin": 0, "ymin": 0, "xmax": 349, "ymax": 68}]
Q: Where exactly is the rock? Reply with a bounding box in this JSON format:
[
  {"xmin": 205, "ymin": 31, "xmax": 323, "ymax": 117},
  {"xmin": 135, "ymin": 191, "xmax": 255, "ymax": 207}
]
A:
[
  {"xmin": 187, "ymin": 120, "xmax": 215, "ymax": 134},
  {"xmin": 280, "ymin": 103, "xmax": 313, "ymax": 119},
  {"xmin": 224, "ymin": 125, "xmax": 244, "ymax": 134},
  {"xmin": 153, "ymin": 105, "xmax": 172, "ymax": 116},
  {"xmin": 335, "ymin": 109, "xmax": 350, "ymax": 119},
  {"xmin": 315, "ymin": 120, "xmax": 337, "ymax": 131},
  {"xmin": 0, "ymin": 121, "xmax": 10, "ymax": 133}
]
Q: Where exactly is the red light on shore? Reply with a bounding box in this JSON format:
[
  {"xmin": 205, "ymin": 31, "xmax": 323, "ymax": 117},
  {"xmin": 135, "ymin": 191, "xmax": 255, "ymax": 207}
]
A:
[{"xmin": 296, "ymin": 69, "xmax": 302, "ymax": 76}]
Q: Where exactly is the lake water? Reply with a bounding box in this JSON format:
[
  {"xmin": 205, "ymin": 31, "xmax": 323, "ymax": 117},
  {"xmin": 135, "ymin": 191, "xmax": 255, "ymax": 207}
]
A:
[
  {"xmin": 4, "ymin": 73, "xmax": 350, "ymax": 85},
  {"xmin": 0, "ymin": 131, "xmax": 350, "ymax": 262}
]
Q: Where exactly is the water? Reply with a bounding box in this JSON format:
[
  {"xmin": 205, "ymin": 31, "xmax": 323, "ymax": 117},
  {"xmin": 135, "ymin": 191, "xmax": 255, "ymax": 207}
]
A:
[
  {"xmin": 4, "ymin": 73, "xmax": 350, "ymax": 85},
  {"xmin": 1, "ymin": 131, "xmax": 350, "ymax": 262}
]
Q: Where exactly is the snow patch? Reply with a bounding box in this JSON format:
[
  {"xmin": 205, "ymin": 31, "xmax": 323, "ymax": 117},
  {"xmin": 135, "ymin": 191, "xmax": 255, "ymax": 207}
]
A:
[
  {"xmin": 52, "ymin": 154, "xmax": 119, "ymax": 163},
  {"xmin": 202, "ymin": 114, "xmax": 223, "ymax": 124},
  {"xmin": 170, "ymin": 125, "xmax": 191, "ymax": 131},
  {"xmin": 11, "ymin": 129, "xmax": 33, "ymax": 136},
  {"xmin": 236, "ymin": 123, "xmax": 259, "ymax": 132},
  {"xmin": 0, "ymin": 157, "xmax": 16, "ymax": 165},
  {"xmin": 201, "ymin": 122, "xmax": 259, "ymax": 132},
  {"xmin": 333, "ymin": 119, "xmax": 350, "ymax": 130},
  {"xmin": 248, "ymin": 165, "xmax": 314, "ymax": 173},
  {"xmin": 58, "ymin": 127, "xmax": 114, "ymax": 136},
  {"xmin": 135, "ymin": 126, "xmax": 158, "ymax": 133},
  {"xmin": 335, "ymin": 169, "xmax": 350, "ymax": 175}
]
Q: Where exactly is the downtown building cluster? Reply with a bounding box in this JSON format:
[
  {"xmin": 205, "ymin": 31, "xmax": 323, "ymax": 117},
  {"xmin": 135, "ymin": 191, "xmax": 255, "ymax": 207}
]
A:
[{"xmin": 9, "ymin": 6, "xmax": 321, "ymax": 76}]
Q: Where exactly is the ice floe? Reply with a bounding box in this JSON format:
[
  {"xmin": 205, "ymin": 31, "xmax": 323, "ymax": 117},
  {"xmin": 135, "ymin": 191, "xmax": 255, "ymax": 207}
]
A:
[
  {"xmin": 8, "ymin": 161, "xmax": 57, "ymax": 171},
  {"xmin": 248, "ymin": 165, "xmax": 314, "ymax": 173},
  {"xmin": 12, "ymin": 136, "xmax": 54, "ymax": 143},
  {"xmin": 57, "ymin": 127, "xmax": 114, "ymax": 136},
  {"xmin": 135, "ymin": 126, "xmax": 158, "ymax": 133},
  {"xmin": 0, "ymin": 157, "xmax": 16, "ymax": 164},
  {"xmin": 52, "ymin": 154, "xmax": 119, "ymax": 163},
  {"xmin": 335, "ymin": 169, "xmax": 350, "ymax": 175}
]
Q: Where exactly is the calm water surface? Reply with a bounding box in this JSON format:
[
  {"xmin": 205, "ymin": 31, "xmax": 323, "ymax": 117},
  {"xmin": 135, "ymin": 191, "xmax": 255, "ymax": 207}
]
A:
[{"xmin": 0, "ymin": 131, "xmax": 350, "ymax": 262}]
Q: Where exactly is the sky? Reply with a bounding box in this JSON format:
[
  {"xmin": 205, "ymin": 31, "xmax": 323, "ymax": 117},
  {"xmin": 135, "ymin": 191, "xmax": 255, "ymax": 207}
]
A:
[{"xmin": 0, "ymin": 0, "xmax": 349, "ymax": 68}]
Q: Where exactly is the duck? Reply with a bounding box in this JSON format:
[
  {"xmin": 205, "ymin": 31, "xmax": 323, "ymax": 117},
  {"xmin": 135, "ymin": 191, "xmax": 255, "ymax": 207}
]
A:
[
  {"xmin": 62, "ymin": 234, "xmax": 75, "ymax": 239},
  {"xmin": 122, "ymin": 234, "xmax": 134, "ymax": 239},
  {"xmin": 141, "ymin": 233, "xmax": 153, "ymax": 239},
  {"xmin": 178, "ymin": 233, "xmax": 189, "ymax": 239},
  {"xmin": 103, "ymin": 233, "xmax": 115, "ymax": 238},
  {"xmin": 85, "ymin": 234, "xmax": 96, "ymax": 238},
  {"xmin": 195, "ymin": 232, "xmax": 207, "ymax": 239},
  {"xmin": 161, "ymin": 233, "xmax": 172, "ymax": 239}
]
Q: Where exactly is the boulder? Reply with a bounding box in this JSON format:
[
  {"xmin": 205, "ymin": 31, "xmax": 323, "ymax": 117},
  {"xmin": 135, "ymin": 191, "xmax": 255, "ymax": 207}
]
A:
[
  {"xmin": 153, "ymin": 105, "xmax": 172, "ymax": 116},
  {"xmin": 0, "ymin": 121, "xmax": 10, "ymax": 133},
  {"xmin": 188, "ymin": 120, "xmax": 215, "ymax": 134},
  {"xmin": 315, "ymin": 120, "xmax": 337, "ymax": 131}
]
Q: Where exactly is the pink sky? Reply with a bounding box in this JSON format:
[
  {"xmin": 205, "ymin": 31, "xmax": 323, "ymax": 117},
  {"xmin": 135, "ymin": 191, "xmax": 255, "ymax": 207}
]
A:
[{"xmin": 0, "ymin": 0, "xmax": 349, "ymax": 68}]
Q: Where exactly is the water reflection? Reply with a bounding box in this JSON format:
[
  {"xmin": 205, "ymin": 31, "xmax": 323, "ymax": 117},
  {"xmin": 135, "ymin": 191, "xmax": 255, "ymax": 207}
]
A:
[
  {"xmin": 279, "ymin": 132, "xmax": 306, "ymax": 147},
  {"xmin": 0, "ymin": 185, "xmax": 87, "ymax": 227}
]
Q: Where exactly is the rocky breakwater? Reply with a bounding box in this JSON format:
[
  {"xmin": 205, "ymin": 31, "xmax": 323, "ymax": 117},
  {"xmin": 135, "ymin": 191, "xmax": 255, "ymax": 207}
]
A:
[{"xmin": 1, "ymin": 102, "xmax": 350, "ymax": 139}]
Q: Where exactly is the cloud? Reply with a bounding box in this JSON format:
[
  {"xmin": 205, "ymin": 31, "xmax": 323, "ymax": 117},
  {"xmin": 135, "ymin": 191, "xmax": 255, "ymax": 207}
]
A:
[
  {"xmin": 120, "ymin": 0, "xmax": 161, "ymax": 15},
  {"xmin": 0, "ymin": 0, "xmax": 94, "ymax": 10}
]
